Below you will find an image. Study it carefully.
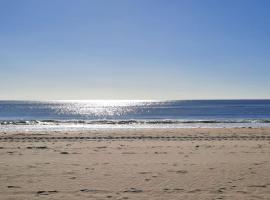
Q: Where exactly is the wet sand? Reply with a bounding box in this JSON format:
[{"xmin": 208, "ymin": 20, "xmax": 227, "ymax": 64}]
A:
[{"xmin": 0, "ymin": 128, "xmax": 270, "ymax": 200}]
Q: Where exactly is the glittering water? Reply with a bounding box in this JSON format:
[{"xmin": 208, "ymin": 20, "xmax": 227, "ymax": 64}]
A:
[{"xmin": 1, "ymin": 100, "xmax": 270, "ymax": 131}]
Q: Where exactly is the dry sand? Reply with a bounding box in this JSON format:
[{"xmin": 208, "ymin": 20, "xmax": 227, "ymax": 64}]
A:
[{"xmin": 0, "ymin": 128, "xmax": 270, "ymax": 200}]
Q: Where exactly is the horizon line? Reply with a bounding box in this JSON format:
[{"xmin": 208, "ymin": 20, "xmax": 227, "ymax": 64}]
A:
[{"xmin": 0, "ymin": 98, "xmax": 270, "ymax": 102}]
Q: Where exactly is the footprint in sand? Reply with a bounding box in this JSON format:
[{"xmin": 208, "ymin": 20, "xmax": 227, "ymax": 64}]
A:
[{"xmin": 217, "ymin": 187, "xmax": 226, "ymax": 193}]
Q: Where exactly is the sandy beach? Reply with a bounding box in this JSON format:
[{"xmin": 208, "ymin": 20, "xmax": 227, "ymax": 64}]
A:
[
  {"xmin": 2, "ymin": 0, "xmax": 270, "ymax": 198},
  {"xmin": 1, "ymin": 128, "xmax": 270, "ymax": 200}
]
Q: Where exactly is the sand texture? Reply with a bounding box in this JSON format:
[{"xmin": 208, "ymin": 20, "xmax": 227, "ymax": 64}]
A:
[{"xmin": 0, "ymin": 128, "xmax": 270, "ymax": 200}]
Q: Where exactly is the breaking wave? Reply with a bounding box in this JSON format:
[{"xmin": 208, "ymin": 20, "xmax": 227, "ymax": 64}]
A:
[{"xmin": 1, "ymin": 119, "xmax": 270, "ymax": 126}]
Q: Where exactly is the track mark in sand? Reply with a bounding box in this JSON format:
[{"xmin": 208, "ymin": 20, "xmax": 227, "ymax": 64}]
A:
[
  {"xmin": 123, "ymin": 188, "xmax": 143, "ymax": 193},
  {"xmin": 80, "ymin": 189, "xmax": 100, "ymax": 193},
  {"xmin": 187, "ymin": 189, "xmax": 202, "ymax": 193},
  {"xmin": 0, "ymin": 135, "xmax": 270, "ymax": 142},
  {"xmin": 167, "ymin": 169, "xmax": 188, "ymax": 174},
  {"xmin": 138, "ymin": 171, "xmax": 152, "ymax": 174},
  {"xmin": 36, "ymin": 190, "xmax": 58, "ymax": 195},
  {"xmin": 121, "ymin": 151, "xmax": 136, "ymax": 154},
  {"xmin": 26, "ymin": 146, "xmax": 47, "ymax": 149},
  {"xmin": 60, "ymin": 151, "xmax": 69, "ymax": 154},
  {"xmin": 163, "ymin": 188, "xmax": 185, "ymax": 194},
  {"xmin": 248, "ymin": 185, "xmax": 268, "ymax": 188},
  {"xmin": 7, "ymin": 186, "xmax": 21, "ymax": 189}
]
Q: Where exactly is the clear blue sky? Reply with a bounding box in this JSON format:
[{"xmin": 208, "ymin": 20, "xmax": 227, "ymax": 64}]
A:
[{"xmin": 1, "ymin": 0, "xmax": 270, "ymax": 100}]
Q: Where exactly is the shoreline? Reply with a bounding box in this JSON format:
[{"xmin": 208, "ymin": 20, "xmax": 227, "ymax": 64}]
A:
[{"xmin": 2, "ymin": 127, "xmax": 270, "ymax": 137}]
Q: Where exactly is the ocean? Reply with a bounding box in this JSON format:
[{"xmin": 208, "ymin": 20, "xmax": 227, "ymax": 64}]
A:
[{"xmin": 1, "ymin": 100, "xmax": 270, "ymax": 132}]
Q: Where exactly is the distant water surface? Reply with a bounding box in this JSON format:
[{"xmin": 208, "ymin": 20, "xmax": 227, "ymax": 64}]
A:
[{"xmin": 1, "ymin": 100, "xmax": 270, "ymax": 132}]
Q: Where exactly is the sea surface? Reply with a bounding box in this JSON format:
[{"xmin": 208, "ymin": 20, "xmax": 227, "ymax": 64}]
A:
[{"xmin": 1, "ymin": 100, "xmax": 270, "ymax": 132}]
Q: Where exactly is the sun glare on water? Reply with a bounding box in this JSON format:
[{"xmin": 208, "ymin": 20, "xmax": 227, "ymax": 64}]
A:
[{"xmin": 53, "ymin": 100, "xmax": 158, "ymax": 117}]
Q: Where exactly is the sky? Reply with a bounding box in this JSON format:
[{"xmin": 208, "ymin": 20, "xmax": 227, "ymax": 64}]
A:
[{"xmin": 0, "ymin": 0, "xmax": 270, "ymax": 100}]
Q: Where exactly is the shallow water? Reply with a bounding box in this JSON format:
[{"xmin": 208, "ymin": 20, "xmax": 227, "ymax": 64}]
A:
[{"xmin": 1, "ymin": 100, "xmax": 270, "ymax": 132}]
